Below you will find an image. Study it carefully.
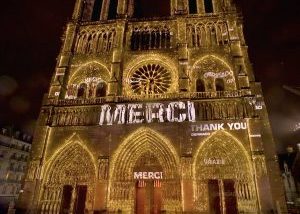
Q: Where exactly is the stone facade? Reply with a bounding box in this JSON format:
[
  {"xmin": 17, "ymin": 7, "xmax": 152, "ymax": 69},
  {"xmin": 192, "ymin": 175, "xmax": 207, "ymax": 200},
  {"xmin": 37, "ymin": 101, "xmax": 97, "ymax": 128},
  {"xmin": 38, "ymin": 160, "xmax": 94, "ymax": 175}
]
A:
[{"xmin": 18, "ymin": 0, "xmax": 287, "ymax": 213}]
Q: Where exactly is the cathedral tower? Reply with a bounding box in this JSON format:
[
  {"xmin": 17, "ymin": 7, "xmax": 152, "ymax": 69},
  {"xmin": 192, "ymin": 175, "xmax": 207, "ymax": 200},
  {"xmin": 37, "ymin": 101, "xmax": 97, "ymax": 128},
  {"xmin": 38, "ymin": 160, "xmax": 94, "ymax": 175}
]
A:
[{"xmin": 19, "ymin": 0, "xmax": 287, "ymax": 213}]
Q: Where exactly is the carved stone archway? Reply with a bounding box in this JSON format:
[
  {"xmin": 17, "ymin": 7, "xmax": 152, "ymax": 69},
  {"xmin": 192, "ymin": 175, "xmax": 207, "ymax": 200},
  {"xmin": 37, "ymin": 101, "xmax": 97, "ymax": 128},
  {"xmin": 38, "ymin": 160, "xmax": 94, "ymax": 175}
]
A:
[
  {"xmin": 108, "ymin": 127, "xmax": 182, "ymax": 213},
  {"xmin": 66, "ymin": 61, "xmax": 110, "ymax": 99},
  {"xmin": 39, "ymin": 141, "xmax": 97, "ymax": 214},
  {"xmin": 191, "ymin": 55, "xmax": 236, "ymax": 92},
  {"xmin": 193, "ymin": 131, "xmax": 258, "ymax": 213}
]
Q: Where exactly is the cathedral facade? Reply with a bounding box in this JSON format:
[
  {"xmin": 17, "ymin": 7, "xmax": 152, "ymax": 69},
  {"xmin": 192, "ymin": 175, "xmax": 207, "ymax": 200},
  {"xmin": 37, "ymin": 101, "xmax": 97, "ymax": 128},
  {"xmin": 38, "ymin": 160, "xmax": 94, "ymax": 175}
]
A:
[{"xmin": 18, "ymin": 0, "xmax": 287, "ymax": 213}]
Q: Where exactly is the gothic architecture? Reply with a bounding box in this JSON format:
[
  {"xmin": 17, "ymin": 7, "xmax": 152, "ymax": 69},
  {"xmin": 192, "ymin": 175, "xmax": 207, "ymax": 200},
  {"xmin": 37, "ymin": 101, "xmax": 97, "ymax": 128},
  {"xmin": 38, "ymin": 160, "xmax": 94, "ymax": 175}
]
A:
[{"xmin": 18, "ymin": 0, "xmax": 287, "ymax": 213}]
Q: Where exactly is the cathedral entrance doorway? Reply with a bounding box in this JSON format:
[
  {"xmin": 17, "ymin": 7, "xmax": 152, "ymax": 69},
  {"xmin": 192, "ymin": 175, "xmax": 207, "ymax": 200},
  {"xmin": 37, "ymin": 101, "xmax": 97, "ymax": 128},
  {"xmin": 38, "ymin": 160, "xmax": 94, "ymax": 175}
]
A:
[
  {"xmin": 109, "ymin": 128, "xmax": 182, "ymax": 213},
  {"xmin": 60, "ymin": 185, "xmax": 88, "ymax": 214},
  {"xmin": 73, "ymin": 185, "xmax": 88, "ymax": 214},
  {"xmin": 194, "ymin": 131, "xmax": 258, "ymax": 213},
  {"xmin": 135, "ymin": 180, "xmax": 162, "ymax": 214},
  {"xmin": 208, "ymin": 179, "xmax": 238, "ymax": 214},
  {"xmin": 39, "ymin": 142, "xmax": 96, "ymax": 214},
  {"xmin": 134, "ymin": 152, "xmax": 163, "ymax": 214}
]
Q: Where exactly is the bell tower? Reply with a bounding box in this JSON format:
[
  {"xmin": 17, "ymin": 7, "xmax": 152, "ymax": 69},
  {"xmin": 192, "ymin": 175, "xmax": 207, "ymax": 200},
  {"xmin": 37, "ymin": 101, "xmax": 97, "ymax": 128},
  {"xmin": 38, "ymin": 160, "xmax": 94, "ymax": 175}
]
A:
[{"xmin": 18, "ymin": 0, "xmax": 287, "ymax": 213}]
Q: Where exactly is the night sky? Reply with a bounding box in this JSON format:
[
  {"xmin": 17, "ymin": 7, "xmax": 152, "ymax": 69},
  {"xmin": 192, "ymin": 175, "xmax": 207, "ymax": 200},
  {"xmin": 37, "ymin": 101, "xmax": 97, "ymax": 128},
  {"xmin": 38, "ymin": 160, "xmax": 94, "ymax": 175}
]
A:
[{"xmin": 0, "ymin": 0, "xmax": 299, "ymax": 152}]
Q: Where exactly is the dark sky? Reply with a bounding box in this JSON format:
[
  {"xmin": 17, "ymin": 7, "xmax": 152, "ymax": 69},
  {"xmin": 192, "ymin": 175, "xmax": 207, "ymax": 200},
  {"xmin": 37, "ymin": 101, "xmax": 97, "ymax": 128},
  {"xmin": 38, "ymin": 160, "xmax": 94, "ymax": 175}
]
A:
[{"xmin": 0, "ymin": 0, "xmax": 299, "ymax": 151}]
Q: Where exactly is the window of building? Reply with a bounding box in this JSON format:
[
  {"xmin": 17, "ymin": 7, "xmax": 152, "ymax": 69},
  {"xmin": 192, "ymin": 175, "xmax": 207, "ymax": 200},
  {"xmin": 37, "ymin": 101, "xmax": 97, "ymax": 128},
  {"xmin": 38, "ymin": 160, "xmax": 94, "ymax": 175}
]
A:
[
  {"xmin": 18, "ymin": 164, "xmax": 22, "ymax": 171},
  {"xmin": 204, "ymin": 0, "xmax": 214, "ymax": 13},
  {"xmin": 0, "ymin": 150, "xmax": 5, "ymax": 158},
  {"xmin": 215, "ymin": 78, "xmax": 225, "ymax": 91},
  {"xmin": 16, "ymin": 187, "xmax": 20, "ymax": 194},
  {"xmin": 2, "ymin": 185, "xmax": 7, "ymax": 194},
  {"xmin": 9, "ymin": 163, "xmax": 15, "ymax": 171},
  {"xmin": 91, "ymin": 0, "xmax": 103, "ymax": 21},
  {"xmin": 77, "ymin": 83, "xmax": 87, "ymax": 98},
  {"xmin": 96, "ymin": 82, "xmax": 107, "ymax": 97},
  {"xmin": 10, "ymin": 153, "xmax": 16, "ymax": 159},
  {"xmin": 131, "ymin": 28, "xmax": 171, "ymax": 51},
  {"xmin": 11, "ymin": 186, "xmax": 15, "ymax": 195},
  {"xmin": 107, "ymin": 0, "xmax": 118, "ymax": 20},
  {"xmin": 189, "ymin": 0, "xmax": 197, "ymax": 14},
  {"xmin": 134, "ymin": 0, "xmax": 170, "ymax": 18},
  {"xmin": 196, "ymin": 79, "xmax": 205, "ymax": 92}
]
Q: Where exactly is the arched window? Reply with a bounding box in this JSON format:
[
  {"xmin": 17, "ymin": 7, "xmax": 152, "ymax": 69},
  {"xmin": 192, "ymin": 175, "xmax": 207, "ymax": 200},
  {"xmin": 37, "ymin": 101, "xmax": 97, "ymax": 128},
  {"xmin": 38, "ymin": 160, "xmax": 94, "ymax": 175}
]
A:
[
  {"xmin": 131, "ymin": 28, "xmax": 171, "ymax": 51},
  {"xmin": 11, "ymin": 186, "xmax": 15, "ymax": 194},
  {"xmin": 134, "ymin": 0, "xmax": 170, "ymax": 18},
  {"xmin": 108, "ymin": 0, "xmax": 118, "ymax": 20},
  {"xmin": 215, "ymin": 78, "xmax": 225, "ymax": 91},
  {"xmin": 96, "ymin": 82, "xmax": 107, "ymax": 97},
  {"xmin": 189, "ymin": 0, "xmax": 197, "ymax": 14},
  {"xmin": 91, "ymin": 0, "xmax": 103, "ymax": 21},
  {"xmin": 2, "ymin": 185, "xmax": 7, "ymax": 194},
  {"xmin": 196, "ymin": 79, "xmax": 205, "ymax": 92},
  {"xmin": 204, "ymin": 0, "xmax": 214, "ymax": 13},
  {"xmin": 77, "ymin": 83, "xmax": 87, "ymax": 98}
]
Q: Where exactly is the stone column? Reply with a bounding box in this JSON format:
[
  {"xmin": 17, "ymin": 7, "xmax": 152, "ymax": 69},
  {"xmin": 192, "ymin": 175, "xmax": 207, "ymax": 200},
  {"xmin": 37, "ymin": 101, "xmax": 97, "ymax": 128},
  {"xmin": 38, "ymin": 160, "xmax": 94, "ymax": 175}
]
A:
[{"xmin": 181, "ymin": 156, "xmax": 194, "ymax": 212}]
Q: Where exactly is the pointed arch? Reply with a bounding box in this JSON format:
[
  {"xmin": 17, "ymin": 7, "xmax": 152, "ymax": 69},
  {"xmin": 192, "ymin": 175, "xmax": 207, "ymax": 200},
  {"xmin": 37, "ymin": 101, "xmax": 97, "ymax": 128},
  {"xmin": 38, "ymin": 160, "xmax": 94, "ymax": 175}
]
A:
[
  {"xmin": 110, "ymin": 127, "xmax": 180, "ymax": 180},
  {"xmin": 69, "ymin": 61, "xmax": 110, "ymax": 85},
  {"xmin": 196, "ymin": 78, "xmax": 206, "ymax": 92},
  {"xmin": 193, "ymin": 131, "xmax": 258, "ymax": 213},
  {"xmin": 192, "ymin": 55, "xmax": 236, "ymax": 91},
  {"xmin": 192, "ymin": 55, "xmax": 233, "ymax": 75},
  {"xmin": 44, "ymin": 134, "xmax": 97, "ymax": 183},
  {"xmin": 66, "ymin": 61, "xmax": 110, "ymax": 99},
  {"xmin": 108, "ymin": 127, "xmax": 182, "ymax": 212},
  {"xmin": 40, "ymin": 134, "xmax": 97, "ymax": 214},
  {"xmin": 193, "ymin": 130, "xmax": 252, "ymax": 178}
]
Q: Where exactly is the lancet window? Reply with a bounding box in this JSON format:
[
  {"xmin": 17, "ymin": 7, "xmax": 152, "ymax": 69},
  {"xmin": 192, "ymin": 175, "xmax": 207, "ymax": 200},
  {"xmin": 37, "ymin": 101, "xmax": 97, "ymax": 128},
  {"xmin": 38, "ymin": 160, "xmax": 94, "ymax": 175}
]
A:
[
  {"xmin": 196, "ymin": 79, "xmax": 206, "ymax": 92},
  {"xmin": 66, "ymin": 62, "xmax": 110, "ymax": 100},
  {"xmin": 204, "ymin": 0, "xmax": 214, "ymax": 13},
  {"xmin": 187, "ymin": 21, "xmax": 229, "ymax": 47},
  {"xmin": 75, "ymin": 28, "xmax": 116, "ymax": 54},
  {"xmin": 215, "ymin": 78, "xmax": 225, "ymax": 91},
  {"xmin": 82, "ymin": 0, "xmax": 118, "ymax": 21},
  {"xmin": 189, "ymin": 0, "xmax": 198, "ymax": 14},
  {"xmin": 71, "ymin": 80, "xmax": 107, "ymax": 99},
  {"xmin": 108, "ymin": 0, "xmax": 118, "ymax": 20},
  {"xmin": 96, "ymin": 82, "xmax": 107, "ymax": 97},
  {"xmin": 130, "ymin": 26, "xmax": 172, "ymax": 51},
  {"xmin": 77, "ymin": 83, "xmax": 87, "ymax": 98},
  {"xmin": 91, "ymin": 0, "xmax": 103, "ymax": 21}
]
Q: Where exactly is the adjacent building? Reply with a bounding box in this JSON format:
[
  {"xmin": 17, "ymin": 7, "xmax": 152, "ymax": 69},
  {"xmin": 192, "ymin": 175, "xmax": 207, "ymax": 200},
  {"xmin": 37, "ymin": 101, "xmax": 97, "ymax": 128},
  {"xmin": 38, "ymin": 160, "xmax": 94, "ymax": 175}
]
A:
[
  {"xmin": 18, "ymin": 0, "xmax": 287, "ymax": 213},
  {"xmin": 0, "ymin": 128, "xmax": 32, "ymax": 213},
  {"xmin": 279, "ymin": 145, "xmax": 300, "ymax": 213}
]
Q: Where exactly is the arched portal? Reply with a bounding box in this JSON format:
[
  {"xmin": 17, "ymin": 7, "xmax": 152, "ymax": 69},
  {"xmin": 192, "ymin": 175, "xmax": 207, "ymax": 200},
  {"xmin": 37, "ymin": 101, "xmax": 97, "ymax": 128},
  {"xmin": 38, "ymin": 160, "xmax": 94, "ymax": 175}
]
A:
[
  {"xmin": 39, "ymin": 142, "xmax": 96, "ymax": 214},
  {"xmin": 108, "ymin": 127, "xmax": 181, "ymax": 213},
  {"xmin": 193, "ymin": 131, "xmax": 258, "ymax": 213}
]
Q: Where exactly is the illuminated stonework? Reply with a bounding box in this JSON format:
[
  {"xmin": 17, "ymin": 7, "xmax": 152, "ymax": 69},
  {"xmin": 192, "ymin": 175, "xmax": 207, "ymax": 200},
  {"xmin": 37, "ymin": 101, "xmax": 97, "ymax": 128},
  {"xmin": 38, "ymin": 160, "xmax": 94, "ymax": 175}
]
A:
[
  {"xmin": 19, "ymin": 0, "xmax": 287, "ymax": 213},
  {"xmin": 130, "ymin": 64, "xmax": 172, "ymax": 95}
]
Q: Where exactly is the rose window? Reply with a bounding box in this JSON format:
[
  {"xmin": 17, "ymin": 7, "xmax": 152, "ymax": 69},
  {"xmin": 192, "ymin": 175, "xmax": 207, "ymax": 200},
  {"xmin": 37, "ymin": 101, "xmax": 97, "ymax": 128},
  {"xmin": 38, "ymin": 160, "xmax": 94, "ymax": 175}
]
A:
[{"xmin": 130, "ymin": 64, "xmax": 171, "ymax": 95}]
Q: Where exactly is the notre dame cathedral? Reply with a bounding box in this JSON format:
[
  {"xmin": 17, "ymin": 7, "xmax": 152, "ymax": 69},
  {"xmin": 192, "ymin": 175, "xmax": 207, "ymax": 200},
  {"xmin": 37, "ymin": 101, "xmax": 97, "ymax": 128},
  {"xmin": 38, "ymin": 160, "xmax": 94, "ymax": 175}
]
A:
[{"xmin": 18, "ymin": 0, "xmax": 287, "ymax": 213}]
